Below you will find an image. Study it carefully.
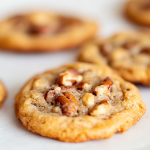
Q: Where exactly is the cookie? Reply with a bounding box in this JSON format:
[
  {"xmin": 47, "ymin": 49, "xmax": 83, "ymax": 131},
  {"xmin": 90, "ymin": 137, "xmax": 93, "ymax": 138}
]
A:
[
  {"xmin": 125, "ymin": 0, "xmax": 150, "ymax": 26},
  {"xmin": 79, "ymin": 31, "xmax": 150, "ymax": 85},
  {"xmin": 0, "ymin": 12, "xmax": 97, "ymax": 52},
  {"xmin": 15, "ymin": 62, "xmax": 146, "ymax": 142},
  {"xmin": 0, "ymin": 81, "xmax": 6, "ymax": 108}
]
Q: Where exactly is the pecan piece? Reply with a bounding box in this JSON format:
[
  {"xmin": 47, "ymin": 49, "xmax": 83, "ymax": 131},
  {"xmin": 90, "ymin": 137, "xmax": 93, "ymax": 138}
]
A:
[
  {"xmin": 55, "ymin": 92, "xmax": 78, "ymax": 116},
  {"xmin": 122, "ymin": 41, "xmax": 137, "ymax": 49},
  {"xmin": 58, "ymin": 69, "xmax": 83, "ymax": 86},
  {"xmin": 94, "ymin": 77, "xmax": 113, "ymax": 96},
  {"xmin": 140, "ymin": 48, "xmax": 150, "ymax": 54},
  {"xmin": 141, "ymin": 1, "xmax": 150, "ymax": 10},
  {"xmin": 90, "ymin": 100, "xmax": 110, "ymax": 116},
  {"xmin": 99, "ymin": 43, "xmax": 112, "ymax": 56},
  {"xmin": 45, "ymin": 88, "xmax": 55, "ymax": 103},
  {"xmin": 28, "ymin": 24, "xmax": 53, "ymax": 35},
  {"xmin": 82, "ymin": 93, "xmax": 95, "ymax": 108},
  {"xmin": 76, "ymin": 82, "xmax": 91, "ymax": 90}
]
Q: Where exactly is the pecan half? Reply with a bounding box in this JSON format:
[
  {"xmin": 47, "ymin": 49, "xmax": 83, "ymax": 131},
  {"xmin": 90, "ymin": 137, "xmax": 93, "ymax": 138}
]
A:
[
  {"xmin": 58, "ymin": 69, "xmax": 83, "ymax": 86},
  {"xmin": 55, "ymin": 92, "xmax": 78, "ymax": 116}
]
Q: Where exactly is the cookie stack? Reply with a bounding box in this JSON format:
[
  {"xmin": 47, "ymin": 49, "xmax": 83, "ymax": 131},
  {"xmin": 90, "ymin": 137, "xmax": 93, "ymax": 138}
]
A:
[{"xmin": 0, "ymin": 0, "xmax": 149, "ymax": 143}]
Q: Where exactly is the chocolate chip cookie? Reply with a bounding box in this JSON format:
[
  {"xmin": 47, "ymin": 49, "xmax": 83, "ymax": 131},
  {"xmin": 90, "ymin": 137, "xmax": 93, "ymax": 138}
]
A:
[
  {"xmin": 0, "ymin": 12, "xmax": 97, "ymax": 52},
  {"xmin": 15, "ymin": 63, "xmax": 146, "ymax": 142},
  {"xmin": 0, "ymin": 81, "xmax": 6, "ymax": 108},
  {"xmin": 125, "ymin": 0, "xmax": 150, "ymax": 26},
  {"xmin": 79, "ymin": 31, "xmax": 150, "ymax": 85}
]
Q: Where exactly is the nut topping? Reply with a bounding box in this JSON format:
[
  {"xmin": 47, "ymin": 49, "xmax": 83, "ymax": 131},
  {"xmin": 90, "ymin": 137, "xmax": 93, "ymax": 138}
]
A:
[
  {"xmin": 99, "ymin": 43, "xmax": 112, "ymax": 56},
  {"xmin": 58, "ymin": 69, "xmax": 83, "ymax": 86},
  {"xmin": 122, "ymin": 41, "xmax": 137, "ymax": 49},
  {"xmin": 82, "ymin": 93, "xmax": 95, "ymax": 107},
  {"xmin": 55, "ymin": 92, "xmax": 78, "ymax": 116},
  {"xmin": 94, "ymin": 77, "xmax": 113, "ymax": 96},
  {"xmin": 140, "ymin": 48, "xmax": 150, "ymax": 54},
  {"xmin": 141, "ymin": 1, "xmax": 150, "ymax": 10},
  {"xmin": 76, "ymin": 82, "xmax": 91, "ymax": 90},
  {"xmin": 90, "ymin": 100, "xmax": 110, "ymax": 116}
]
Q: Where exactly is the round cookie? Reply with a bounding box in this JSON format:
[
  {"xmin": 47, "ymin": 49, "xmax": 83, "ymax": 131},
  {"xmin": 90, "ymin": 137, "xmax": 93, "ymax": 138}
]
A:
[
  {"xmin": 125, "ymin": 0, "xmax": 150, "ymax": 26},
  {"xmin": 0, "ymin": 12, "xmax": 97, "ymax": 52},
  {"xmin": 79, "ymin": 31, "xmax": 150, "ymax": 85},
  {"xmin": 15, "ymin": 63, "xmax": 146, "ymax": 142},
  {"xmin": 0, "ymin": 81, "xmax": 6, "ymax": 108}
]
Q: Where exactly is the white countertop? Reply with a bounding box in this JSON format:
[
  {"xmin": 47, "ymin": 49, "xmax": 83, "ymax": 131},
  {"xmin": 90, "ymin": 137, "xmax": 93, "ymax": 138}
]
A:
[{"xmin": 0, "ymin": 0, "xmax": 150, "ymax": 150}]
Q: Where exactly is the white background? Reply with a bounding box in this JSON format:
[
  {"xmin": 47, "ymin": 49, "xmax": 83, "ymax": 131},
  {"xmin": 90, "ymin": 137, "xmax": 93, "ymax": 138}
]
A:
[{"xmin": 0, "ymin": 0, "xmax": 150, "ymax": 150}]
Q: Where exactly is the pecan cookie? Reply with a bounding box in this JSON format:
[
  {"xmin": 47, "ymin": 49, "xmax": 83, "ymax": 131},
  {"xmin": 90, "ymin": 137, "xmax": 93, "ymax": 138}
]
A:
[
  {"xmin": 0, "ymin": 81, "xmax": 6, "ymax": 108},
  {"xmin": 79, "ymin": 31, "xmax": 150, "ymax": 85},
  {"xmin": 0, "ymin": 12, "xmax": 97, "ymax": 52},
  {"xmin": 15, "ymin": 63, "xmax": 146, "ymax": 142},
  {"xmin": 125, "ymin": 0, "xmax": 150, "ymax": 26}
]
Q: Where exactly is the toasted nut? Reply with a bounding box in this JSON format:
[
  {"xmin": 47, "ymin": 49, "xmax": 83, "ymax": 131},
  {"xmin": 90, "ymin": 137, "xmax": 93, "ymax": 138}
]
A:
[
  {"xmin": 53, "ymin": 106, "xmax": 62, "ymax": 113},
  {"xmin": 54, "ymin": 86, "xmax": 61, "ymax": 94},
  {"xmin": 58, "ymin": 69, "xmax": 83, "ymax": 86},
  {"xmin": 99, "ymin": 43, "xmax": 112, "ymax": 56},
  {"xmin": 94, "ymin": 77, "xmax": 113, "ymax": 96},
  {"xmin": 60, "ymin": 86, "xmax": 74, "ymax": 91},
  {"xmin": 82, "ymin": 93, "xmax": 95, "ymax": 108},
  {"xmin": 141, "ymin": 48, "xmax": 150, "ymax": 54},
  {"xmin": 32, "ymin": 78, "xmax": 49, "ymax": 89},
  {"xmin": 63, "ymin": 92, "xmax": 78, "ymax": 107},
  {"xmin": 55, "ymin": 95, "xmax": 76, "ymax": 117},
  {"xmin": 76, "ymin": 82, "xmax": 91, "ymax": 91},
  {"xmin": 122, "ymin": 41, "xmax": 137, "ymax": 49},
  {"xmin": 90, "ymin": 100, "xmax": 110, "ymax": 116},
  {"xmin": 45, "ymin": 88, "xmax": 55, "ymax": 103}
]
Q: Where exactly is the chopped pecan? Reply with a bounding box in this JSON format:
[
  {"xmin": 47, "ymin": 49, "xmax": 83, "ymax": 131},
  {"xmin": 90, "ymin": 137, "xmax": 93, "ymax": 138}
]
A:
[
  {"xmin": 45, "ymin": 88, "xmax": 55, "ymax": 102},
  {"xmin": 141, "ymin": 1, "xmax": 150, "ymax": 10},
  {"xmin": 140, "ymin": 48, "xmax": 150, "ymax": 54},
  {"xmin": 122, "ymin": 41, "xmax": 137, "ymax": 49},
  {"xmin": 100, "ymin": 77, "xmax": 113, "ymax": 87},
  {"xmin": 58, "ymin": 69, "xmax": 83, "ymax": 86},
  {"xmin": 82, "ymin": 93, "xmax": 95, "ymax": 107},
  {"xmin": 94, "ymin": 77, "xmax": 113, "ymax": 96},
  {"xmin": 60, "ymin": 86, "xmax": 74, "ymax": 91},
  {"xmin": 11, "ymin": 15, "xmax": 27, "ymax": 25},
  {"xmin": 55, "ymin": 92, "xmax": 78, "ymax": 116},
  {"xmin": 28, "ymin": 24, "xmax": 52, "ymax": 35},
  {"xmin": 76, "ymin": 82, "xmax": 91, "ymax": 90},
  {"xmin": 90, "ymin": 100, "xmax": 110, "ymax": 116},
  {"xmin": 60, "ymin": 17, "xmax": 82, "ymax": 27},
  {"xmin": 99, "ymin": 43, "xmax": 112, "ymax": 56}
]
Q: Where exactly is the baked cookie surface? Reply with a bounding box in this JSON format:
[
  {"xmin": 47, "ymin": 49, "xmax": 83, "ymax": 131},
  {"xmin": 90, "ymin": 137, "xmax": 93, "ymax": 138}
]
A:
[
  {"xmin": 0, "ymin": 12, "xmax": 97, "ymax": 52},
  {"xmin": 79, "ymin": 31, "xmax": 150, "ymax": 85},
  {"xmin": 15, "ymin": 63, "xmax": 146, "ymax": 142},
  {"xmin": 125, "ymin": 0, "xmax": 150, "ymax": 26},
  {"xmin": 0, "ymin": 81, "xmax": 6, "ymax": 108}
]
